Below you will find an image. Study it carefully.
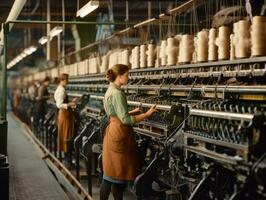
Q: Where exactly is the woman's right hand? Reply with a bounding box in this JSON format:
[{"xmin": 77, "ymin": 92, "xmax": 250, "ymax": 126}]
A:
[{"xmin": 145, "ymin": 105, "xmax": 157, "ymax": 118}]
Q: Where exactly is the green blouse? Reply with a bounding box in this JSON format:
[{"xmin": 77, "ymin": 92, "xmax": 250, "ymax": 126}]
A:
[{"xmin": 104, "ymin": 83, "xmax": 135, "ymax": 125}]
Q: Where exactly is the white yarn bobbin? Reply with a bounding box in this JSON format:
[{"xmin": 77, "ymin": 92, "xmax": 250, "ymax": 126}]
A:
[
  {"xmin": 130, "ymin": 48, "xmax": 135, "ymax": 69},
  {"xmin": 216, "ymin": 26, "xmax": 231, "ymax": 60},
  {"xmin": 236, "ymin": 20, "xmax": 251, "ymax": 58},
  {"xmin": 108, "ymin": 51, "xmax": 119, "ymax": 69},
  {"xmin": 146, "ymin": 44, "xmax": 155, "ymax": 68},
  {"xmin": 196, "ymin": 29, "xmax": 208, "ymax": 62},
  {"xmin": 178, "ymin": 34, "xmax": 194, "ymax": 64},
  {"xmin": 174, "ymin": 34, "xmax": 182, "ymax": 64},
  {"xmin": 166, "ymin": 37, "xmax": 178, "ymax": 66},
  {"xmin": 160, "ymin": 40, "xmax": 167, "ymax": 66},
  {"xmin": 134, "ymin": 46, "xmax": 140, "ymax": 69},
  {"xmin": 140, "ymin": 44, "xmax": 147, "ymax": 68},
  {"xmin": 121, "ymin": 49, "xmax": 129, "ymax": 66},
  {"xmin": 251, "ymin": 16, "xmax": 266, "ymax": 57},
  {"xmin": 208, "ymin": 28, "xmax": 218, "ymax": 61}
]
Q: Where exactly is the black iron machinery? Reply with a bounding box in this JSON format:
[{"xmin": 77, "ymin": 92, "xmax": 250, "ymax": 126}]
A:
[{"xmin": 40, "ymin": 57, "xmax": 266, "ymax": 199}]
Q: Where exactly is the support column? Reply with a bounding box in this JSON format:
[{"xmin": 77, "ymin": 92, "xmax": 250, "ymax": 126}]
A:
[
  {"xmin": 0, "ymin": 23, "xmax": 8, "ymax": 155},
  {"xmin": 46, "ymin": 0, "xmax": 51, "ymax": 61}
]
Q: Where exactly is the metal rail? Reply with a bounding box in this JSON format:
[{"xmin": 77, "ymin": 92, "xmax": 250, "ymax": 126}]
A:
[
  {"xmin": 190, "ymin": 109, "xmax": 254, "ymax": 121},
  {"xmin": 184, "ymin": 145, "xmax": 243, "ymax": 165},
  {"xmin": 89, "ymin": 95, "xmax": 171, "ymax": 110},
  {"xmin": 183, "ymin": 131, "xmax": 248, "ymax": 151},
  {"xmin": 67, "ymin": 84, "xmax": 266, "ymax": 94}
]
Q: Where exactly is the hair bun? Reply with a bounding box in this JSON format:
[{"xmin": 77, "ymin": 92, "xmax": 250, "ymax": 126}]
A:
[
  {"xmin": 106, "ymin": 69, "xmax": 116, "ymax": 82},
  {"xmin": 105, "ymin": 64, "xmax": 129, "ymax": 82}
]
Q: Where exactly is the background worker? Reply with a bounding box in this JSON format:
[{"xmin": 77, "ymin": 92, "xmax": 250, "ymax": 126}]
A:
[
  {"xmin": 54, "ymin": 73, "xmax": 77, "ymax": 162},
  {"xmin": 36, "ymin": 76, "xmax": 50, "ymax": 124}
]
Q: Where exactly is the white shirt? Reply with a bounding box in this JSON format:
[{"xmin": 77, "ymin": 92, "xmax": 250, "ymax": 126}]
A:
[
  {"xmin": 28, "ymin": 85, "xmax": 37, "ymax": 100},
  {"xmin": 54, "ymin": 85, "xmax": 68, "ymax": 109}
]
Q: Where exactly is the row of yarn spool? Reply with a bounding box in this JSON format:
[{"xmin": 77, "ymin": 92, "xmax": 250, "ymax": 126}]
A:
[
  {"xmin": 23, "ymin": 75, "xmax": 33, "ymax": 83},
  {"xmin": 130, "ymin": 16, "xmax": 266, "ymax": 68},
  {"xmin": 33, "ymin": 71, "xmax": 46, "ymax": 81},
  {"xmin": 50, "ymin": 68, "xmax": 59, "ymax": 78},
  {"xmin": 54, "ymin": 16, "xmax": 266, "ymax": 76},
  {"xmin": 59, "ymin": 56, "xmax": 101, "ymax": 76},
  {"xmin": 100, "ymin": 49, "xmax": 130, "ymax": 73}
]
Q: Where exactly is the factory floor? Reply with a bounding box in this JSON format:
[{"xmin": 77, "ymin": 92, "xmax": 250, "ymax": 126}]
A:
[
  {"xmin": 7, "ymin": 112, "xmax": 136, "ymax": 200},
  {"xmin": 8, "ymin": 113, "xmax": 70, "ymax": 200}
]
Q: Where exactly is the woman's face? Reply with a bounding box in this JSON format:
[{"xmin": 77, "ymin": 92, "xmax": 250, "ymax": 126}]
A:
[
  {"xmin": 118, "ymin": 71, "xmax": 129, "ymax": 85},
  {"xmin": 61, "ymin": 78, "xmax": 68, "ymax": 86}
]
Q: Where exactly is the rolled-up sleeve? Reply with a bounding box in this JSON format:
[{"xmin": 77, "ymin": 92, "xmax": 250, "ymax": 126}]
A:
[
  {"xmin": 112, "ymin": 91, "xmax": 135, "ymax": 125},
  {"xmin": 54, "ymin": 86, "xmax": 68, "ymax": 109}
]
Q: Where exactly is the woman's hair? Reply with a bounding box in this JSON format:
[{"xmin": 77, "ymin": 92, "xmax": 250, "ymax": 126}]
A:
[
  {"xmin": 43, "ymin": 76, "xmax": 50, "ymax": 82},
  {"xmin": 106, "ymin": 64, "xmax": 129, "ymax": 82},
  {"xmin": 59, "ymin": 73, "xmax": 69, "ymax": 81}
]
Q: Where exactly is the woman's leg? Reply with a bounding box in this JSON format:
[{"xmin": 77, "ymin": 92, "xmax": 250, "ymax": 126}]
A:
[
  {"xmin": 112, "ymin": 183, "xmax": 127, "ymax": 200},
  {"xmin": 100, "ymin": 179, "xmax": 112, "ymax": 200}
]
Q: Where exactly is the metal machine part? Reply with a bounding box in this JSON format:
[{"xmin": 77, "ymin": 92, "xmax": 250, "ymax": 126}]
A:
[{"xmin": 16, "ymin": 53, "xmax": 266, "ymax": 200}]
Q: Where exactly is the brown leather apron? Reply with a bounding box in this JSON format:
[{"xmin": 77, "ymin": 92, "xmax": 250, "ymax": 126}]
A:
[
  {"xmin": 57, "ymin": 109, "xmax": 75, "ymax": 152},
  {"xmin": 102, "ymin": 116, "xmax": 139, "ymax": 181}
]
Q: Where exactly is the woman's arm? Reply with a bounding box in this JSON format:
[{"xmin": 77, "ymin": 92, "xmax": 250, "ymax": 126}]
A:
[
  {"xmin": 112, "ymin": 91, "xmax": 157, "ymax": 125},
  {"xmin": 134, "ymin": 105, "xmax": 157, "ymax": 123},
  {"xmin": 129, "ymin": 107, "xmax": 142, "ymax": 116}
]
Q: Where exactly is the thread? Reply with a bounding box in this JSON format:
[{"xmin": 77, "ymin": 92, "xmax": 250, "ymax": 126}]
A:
[
  {"xmin": 146, "ymin": 44, "xmax": 155, "ymax": 67},
  {"xmin": 251, "ymin": 16, "xmax": 266, "ymax": 57},
  {"xmin": 166, "ymin": 37, "xmax": 178, "ymax": 66},
  {"xmin": 160, "ymin": 40, "xmax": 167, "ymax": 66},
  {"xmin": 195, "ymin": 29, "xmax": 208, "ymax": 62},
  {"xmin": 140, "ymin": 44, "xmax": 147, "ymax": 68},
  {"xmin": 178, "ymin": 34, "xmax": 194, "ymax": 63},
  {"xmin": 216, "ymin": 26, "xmax": 231, "ymax": 60}
]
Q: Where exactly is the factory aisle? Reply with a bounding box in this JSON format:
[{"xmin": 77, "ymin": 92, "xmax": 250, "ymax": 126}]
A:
[{"xmin": 8, "ymin": 113, "xmax": 70, "ymax": 200}]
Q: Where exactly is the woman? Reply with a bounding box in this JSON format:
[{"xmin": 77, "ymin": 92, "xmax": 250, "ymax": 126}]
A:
[
  {"xmin": 54, "ymin": 73, "xmax": 77, "ymax": 160},
  {"xmin": 100, "ymin": 64, "xmax": 157, "ymax": 200},
  {"xmin": 36, "ymin": 76, "xmax": 50, "ymax": 123}
]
